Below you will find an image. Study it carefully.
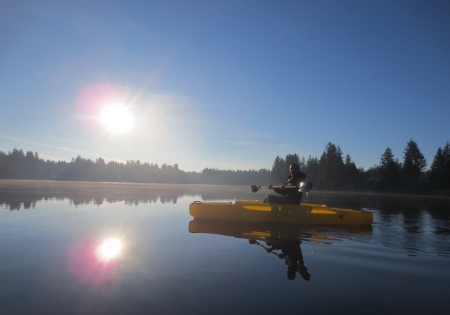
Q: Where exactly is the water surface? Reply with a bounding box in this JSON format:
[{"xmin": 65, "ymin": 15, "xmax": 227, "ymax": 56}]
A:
[{"xmin": 1, "ymin": 180, "xmax": 449, "ymax": 314}]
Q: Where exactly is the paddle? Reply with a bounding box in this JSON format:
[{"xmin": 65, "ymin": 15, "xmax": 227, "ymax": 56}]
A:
[{"xmin": 250, "ymin": 181, "xmax": 313, "ymax": 193}]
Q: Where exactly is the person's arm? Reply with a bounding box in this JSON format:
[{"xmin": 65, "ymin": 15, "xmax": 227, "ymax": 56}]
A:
[{"xmin": 268, "ymin": 184, "xmax": 285, "ymax": 195}]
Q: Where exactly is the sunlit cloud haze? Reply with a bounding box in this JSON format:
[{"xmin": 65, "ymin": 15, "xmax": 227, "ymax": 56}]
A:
[{"xmin": 1, "ymin": 0, "xmax": 449, "ymax": 171}]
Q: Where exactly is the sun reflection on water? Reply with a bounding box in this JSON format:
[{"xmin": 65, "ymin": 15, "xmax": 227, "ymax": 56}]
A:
[
  {"xmin": 96, "ymin": 238, "xmax": 122, "ymax": 261},
  {"xmin": 69, "ymin": 237, "xmax": 124, "ymax": 286}
]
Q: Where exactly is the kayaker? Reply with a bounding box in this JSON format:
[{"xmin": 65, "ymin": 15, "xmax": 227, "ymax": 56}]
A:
[{"xmin": 263, "ymin": 163, "xmax": 306, "ymax": 205}]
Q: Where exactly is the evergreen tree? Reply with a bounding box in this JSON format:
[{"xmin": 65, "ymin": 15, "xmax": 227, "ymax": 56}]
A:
[
  {"xmin": 270, "ymin": 156, "xmax": 286, "ymax": 184},
  {"xmin": 317, "ymin": 143, "xmax": 344, "ymax": 189},
  {"xmin": 305, "ymin": 155, "xmax": 319, "ymax": 184},
  {"xmin": 379, "ymin": 148, "xmax": 402, "ymax": 190},
  {"xmin": 93, "ymin": 157, "xmax": 107, "ymax": 181},
  {"xmin": 299, "ymin": 156, "xmax": 306, "ymax": 172},
  {"xmin": 343, "ymin": 154, "xmax": 362, "ymax": 188},
  {"xmin": 429, "ymin": 142, "xmax": 450, "ymax": 189},
  {"xmin": 402, "ymin": 139, "xmax": 426, "ymax": 185},
  {"xmin": 380, "ymin": 148, "xmax": 395, "ymax": 170}
]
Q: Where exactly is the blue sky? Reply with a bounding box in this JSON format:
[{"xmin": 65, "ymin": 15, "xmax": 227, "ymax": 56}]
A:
[{"xmin": 1, "ymin": 0, "xmax": 449, "ymax": 172}]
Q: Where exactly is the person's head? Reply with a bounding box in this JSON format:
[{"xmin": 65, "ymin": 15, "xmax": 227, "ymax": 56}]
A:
[{"xmin": 289, "ymin": 163, "xmax": 300, "ymax": 175}]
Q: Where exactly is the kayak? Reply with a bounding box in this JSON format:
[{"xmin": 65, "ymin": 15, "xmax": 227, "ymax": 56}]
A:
[{"xmin": 189, "ymin": 200, "xmax": 373, "ymax": 225}]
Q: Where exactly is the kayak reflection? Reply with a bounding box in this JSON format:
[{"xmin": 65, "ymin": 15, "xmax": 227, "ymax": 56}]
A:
[{"xmin": 188, "ymin": 219, "xmax": 372, "ymax": 281}]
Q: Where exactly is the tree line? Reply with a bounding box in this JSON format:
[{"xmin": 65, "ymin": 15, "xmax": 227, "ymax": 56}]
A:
[
  {"xmin": 0, "ymin": 139, "xmax": 449, "ymax": 192},
  {"xmin": 270, "ymin": 140, "xmax": 450, "ymax": 192},
  {"xmin": 0, "ymin": 149, "xmax": 270, "ymax": 186}
]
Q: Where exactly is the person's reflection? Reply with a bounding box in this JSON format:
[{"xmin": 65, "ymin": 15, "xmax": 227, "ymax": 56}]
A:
[{"xmin": 249, "ymin": 238, "xmax": 310, "ymax": 281}]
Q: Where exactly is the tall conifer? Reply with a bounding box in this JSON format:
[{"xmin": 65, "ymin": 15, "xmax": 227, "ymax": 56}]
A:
[{"xmin": 402, "ymin": 139, "xmax": 426, "ymax": 185}]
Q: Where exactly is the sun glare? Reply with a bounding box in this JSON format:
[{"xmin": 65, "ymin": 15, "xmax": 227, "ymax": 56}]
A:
[
  {"xmin": 100, "ymin": 104, "xmax": 134, "ymax": 134},
  {"xmin": 96, "ymin": 238, "xmax": 122, "ymax": 261}
]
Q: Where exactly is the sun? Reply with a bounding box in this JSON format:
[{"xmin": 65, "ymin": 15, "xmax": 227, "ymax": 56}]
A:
[{"xmin": 100, "ymin": 104, "xmax": 134, "ymax": 134}]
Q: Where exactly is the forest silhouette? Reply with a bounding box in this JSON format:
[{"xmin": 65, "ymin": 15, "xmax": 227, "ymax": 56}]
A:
[{"xmin": 0, "ymin": 140, "xmax": 449, "ymax": 193}]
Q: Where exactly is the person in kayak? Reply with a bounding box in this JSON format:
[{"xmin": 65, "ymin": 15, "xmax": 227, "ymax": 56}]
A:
[{"xmin": 263, "ymin": 163, "xmax": 306, "ymax": 205}]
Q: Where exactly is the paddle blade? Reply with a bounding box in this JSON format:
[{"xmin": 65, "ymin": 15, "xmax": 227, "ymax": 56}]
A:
[
  {"xmin": 300, "ymin": 181, "xmax": 313, "ymax": 193},
  {"xmin": 250, "ymin": 185, "xmax": 259, "ymax": 193}
]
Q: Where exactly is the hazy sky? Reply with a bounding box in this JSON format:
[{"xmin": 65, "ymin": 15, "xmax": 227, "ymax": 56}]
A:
[{"xmin": 1, "ymin": 0, "xmax": 449, "ymax": 172}]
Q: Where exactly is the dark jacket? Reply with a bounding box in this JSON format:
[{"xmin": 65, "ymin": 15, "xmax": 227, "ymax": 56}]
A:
[{"xmin": 274, "ymin": 171, "xmax": 307, "ymax": 204}]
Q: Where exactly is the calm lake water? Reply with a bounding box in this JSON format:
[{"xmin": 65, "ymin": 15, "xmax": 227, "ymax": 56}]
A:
[{"xmin": 1, "ymin": 180, "xmax": 449, "ymax": 315}]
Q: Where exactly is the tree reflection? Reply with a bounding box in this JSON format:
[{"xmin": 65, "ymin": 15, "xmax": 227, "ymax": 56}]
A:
[
  {"xmin": 0, "ymin": 180, "xmax": 259, "ymax": 210},
  {"xmin": 428, "ymin": 202, "xmax": 450, "ymax": 236}
]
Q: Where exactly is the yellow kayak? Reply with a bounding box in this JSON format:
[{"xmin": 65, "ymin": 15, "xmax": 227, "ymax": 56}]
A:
[{"xmin": 189, "ymin": 200, "xmax": 373, "ymax": 225}]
